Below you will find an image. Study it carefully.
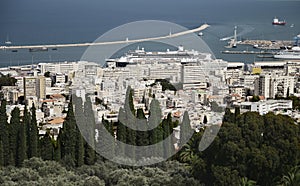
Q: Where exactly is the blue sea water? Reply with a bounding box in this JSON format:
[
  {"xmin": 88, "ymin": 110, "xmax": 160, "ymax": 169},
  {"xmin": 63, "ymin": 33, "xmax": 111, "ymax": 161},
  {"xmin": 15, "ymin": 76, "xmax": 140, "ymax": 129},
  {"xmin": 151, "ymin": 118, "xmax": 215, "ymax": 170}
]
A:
[{"xmin": 0, "ymin": 0, "xmax": 299, "ymax": 67}]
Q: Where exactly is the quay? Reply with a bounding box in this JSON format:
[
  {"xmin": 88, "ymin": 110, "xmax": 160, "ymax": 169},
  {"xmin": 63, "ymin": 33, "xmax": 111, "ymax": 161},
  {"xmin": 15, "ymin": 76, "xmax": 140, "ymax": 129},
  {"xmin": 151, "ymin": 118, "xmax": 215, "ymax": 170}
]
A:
[
  {"xmin": 221, "ymin": 50, "xmax": 276, "ymax": 55},
  {"xmin": 240, "ymin": 39, "xmax": 293, "ymax": 50},
  {"xmin": 0, "ymin": 24, "xmax": 209, "ymax": 50}
]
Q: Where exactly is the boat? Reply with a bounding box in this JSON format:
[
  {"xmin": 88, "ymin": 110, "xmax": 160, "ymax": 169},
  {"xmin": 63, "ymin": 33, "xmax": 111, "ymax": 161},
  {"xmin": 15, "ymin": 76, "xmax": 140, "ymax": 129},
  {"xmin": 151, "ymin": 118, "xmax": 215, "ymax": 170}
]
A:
[
  {"xmin": 272, "ymin": 17, "xmax": 286, "ymax": 25},
  {"xmin": 5, "ymin": 35, "xmax": 12, "ymax": 45},
  {"xmin": 5, "ymin": 40, "xmax": 12, "ymax": 45},
  {"xmin": 291, "ymin": 46, "xmax": 300, "ymax": 52},
  {"xmin": 274, "ymin": 51, "xmax": 300, "ymax": 59},
  {"xmin": 198, "ymin": 32, "xmax": 203, "ymax": 36},
  {"xmin": 12, "ymin": 50, "xmax": 18, "ymax": 52}
]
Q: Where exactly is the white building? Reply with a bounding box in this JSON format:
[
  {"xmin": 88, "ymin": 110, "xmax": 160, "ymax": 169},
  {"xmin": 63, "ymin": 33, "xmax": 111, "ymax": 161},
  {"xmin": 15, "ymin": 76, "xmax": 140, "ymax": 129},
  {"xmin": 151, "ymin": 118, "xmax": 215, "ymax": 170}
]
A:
[
  {"xmin": 240, "ymin": 100, "xmax": 293, "ymax": 115},
  {"xmin": 255, "ymin": 74, "xmax": 295, "ymax": 99}
]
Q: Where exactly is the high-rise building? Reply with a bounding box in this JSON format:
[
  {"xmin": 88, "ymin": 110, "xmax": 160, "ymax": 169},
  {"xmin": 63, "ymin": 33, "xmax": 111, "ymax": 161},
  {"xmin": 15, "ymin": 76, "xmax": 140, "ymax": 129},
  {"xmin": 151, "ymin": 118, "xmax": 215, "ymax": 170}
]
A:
[
  {"xmin": 24, "ymin": 76, "xmax": 46, "ymax": 100},
  {"xmin": 255, "ymin": 74, "xmax": 295, "ymax": 98}
]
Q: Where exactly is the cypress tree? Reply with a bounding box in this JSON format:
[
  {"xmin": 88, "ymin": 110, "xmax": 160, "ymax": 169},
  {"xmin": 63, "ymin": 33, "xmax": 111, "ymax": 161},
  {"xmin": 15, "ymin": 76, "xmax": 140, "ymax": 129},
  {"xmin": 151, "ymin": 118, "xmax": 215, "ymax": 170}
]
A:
[
  {"xmin": 23, "ymin": 106, "xmax": 31, "ymax": 158},
  {"xmin": 29, "ymin": 104, "xmax": 38, "ymax": 158},
  {"xmin": 53, "ymin": 135, "xmax": 61, "ymax": 162},
  {"xmin": 83, "ymin": 95, "xmax": 96, "ymax": 165},
  {"xmin": 73, "ymin": 95, "xmax": 87, "ymax": 165},
  {"xmin": 76, "ymin": 132, "xmax": 84, "ymax": 167},
  {"xmin": 135, "ymin": 109, "xmax": 148, "ymax": 159},
  {"xmin": 234, "ymin": 106, "xmax": 240, "ymax": 123},
  {"xmin": 40, "ymin": 131, "xmax": 53, "ymax": 160},
  {"xmin": 128, "ymin": 87, "xmax": 135, "ymax": 115},
  {"xmin": 16, "ymin": 120, "xmax": 27, "ymax": 167},
  {"xmin": 136, "ymin": 108, "xmax": 148, "ymax": 146},
  {"xmin": 0, "ymin": 100, "xmax": 10, "ymax": 166},
  {"xmin": 9, "ymin": 107, "xmax": 20, "ymax": 166},
  {"xmin": 0, "ymin": 140, "xmax": 3, "ymax": 166},
  {"xmin": 126, "ymin": 126, "xmax": 136, "ymax": 159},
  {"xmin": 162, "ymin": 118, "xmax": 170, "ymax": 158},
  {"xmin": 124, "ymin": 87, "xmax": 136, "ymax": 159},
  {"xmin": 116, "ymin": 109, "xmax": 126, "ymax": 156},
  {"xmin": 61, "ymin": 101, "xmax": 77, "ymax": 166},
  {"xmin": 148, "ymin": 99, "xmax": 163, "ymax": 157},
  {"xmin": 223, "ymin": 108, "xmax": 235, "ymax": 123},
  {"xmin": 203, "ymin": 115, "xmax": 208, "ymax": 124},
  {"xmin": 100, "ymin": 118, "xmax": 115, "ymax": 160},
  {"xmin": 180, "ymin": 111, "xmax": 193, "ymax": 148}
]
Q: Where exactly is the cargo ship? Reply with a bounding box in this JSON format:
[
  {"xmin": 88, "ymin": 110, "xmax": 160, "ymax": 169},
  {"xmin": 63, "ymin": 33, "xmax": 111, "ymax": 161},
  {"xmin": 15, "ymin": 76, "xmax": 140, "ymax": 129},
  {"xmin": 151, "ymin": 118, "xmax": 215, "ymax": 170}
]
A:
[{"xmin": 272, "ymin": 17, "xmax": 286, "ymax": 25}]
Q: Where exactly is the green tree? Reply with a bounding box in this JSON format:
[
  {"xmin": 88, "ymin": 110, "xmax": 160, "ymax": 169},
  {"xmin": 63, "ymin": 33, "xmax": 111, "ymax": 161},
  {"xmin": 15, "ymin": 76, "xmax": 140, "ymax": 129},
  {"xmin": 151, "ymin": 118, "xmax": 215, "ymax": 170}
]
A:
[
  {"xmin": 212, "ymin": 165, "xmax": 240, "ymax": 186},
  {"xmin": 0, "ymin": 140, "xmax": 3, "ymax": 166},
  {"xmin": 116, "ymin": 112, "xmax": 126, "ymax": 156},
  {"xmin": 279, "ymin": 166, "xmax": 300, "ymax": 186},
  {"xmin": 126, "ymin": 126, "xmax": 136, "ymax": 159},
  {"xmin": 0, "ymin": 100, "xmax": 10, "ymax": 166},
  {"xmin": 102, "ymin": 119, "xmax": 115, "ymax": 159},
  {"xmin": 9, "ymin": 107, "xmax": 20, "ymax": 166},
  {"xmin": 76, "ymin": 133, "xmax": 84, "ymax": 167},
  {"xmin": 148, "ymin": 99, "xmax": 163, "ymax": 157},
  {"xmin": 127, "ymin": 86, "xmax": 135, "ymax": 115},
  {"xmin": 223, "ymin": 108, "xmax": 235, "ymax": 123},
  {"xmin": 250, "ymin": 95, "xmax": 260, "ymax": 102},
  {"xmin": 83, "ymin": 95, "xmax": 96, "ymax": 165},
  {"xmin": 122, "ymin": 87, "xmax": 136, "ymax": 159},
  {"xmin": 44, "ymin": 71, "xmax": 51, "ymax": 77},
  {"xmin": 53, "ymin": 135, "xmax": 61, "ymax": 162},
  {"xmin": 136, "ymin": 108, "xmax": 149, "ymax": 146},
  {"xmin": 192, "ymin": 112, "xmax": 300, "ymax": 185},
  {"xmin": 179, "ymin": 111, "xmax": 193, "ymax": 148},
  {"xmin": 23, "ymin": 106, "xmax": 30, "ymax": 159},
  {"xmin": 16, "ymin": 119, "xmax": 27, "ymax": 167},
  {"xmin": 234, "ymin": 106, "xmax": 240, "ymax": 120},
  {"xmin": 162, "ymin": 113, "xmax": 174, "ymax": 158},
  {"xmin": 60, "ymin": 101, "xmax": 77, "ymax": 166},
  {"xmin": 240, "ymin": 177, "xmax": 257, "ymax": 186},
  {"xmin": 29, "ymin": 104, "xmax": 39, "ymax": 158},
  {"xmin": 0, "ymin": 74, "xmax": 17, "ymax": 89},
  {"xmin": 203, "ymin": 115, "xmax": 208, "ymax": 124},
  {"xmin": 40, "ymin": 131, "xmax": 53, "ymax": 160}
]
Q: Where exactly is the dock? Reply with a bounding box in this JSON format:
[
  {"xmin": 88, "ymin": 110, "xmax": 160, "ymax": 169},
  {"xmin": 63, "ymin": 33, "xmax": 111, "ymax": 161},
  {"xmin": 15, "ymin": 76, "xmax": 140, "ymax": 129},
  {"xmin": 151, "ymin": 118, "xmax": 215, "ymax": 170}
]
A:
[
  {"xmin": 221, "ymin": 50, "xmax": 276, "ymax": 55},
  {"xmin": 240, "ymin": 39, "xmax": 293, "ymax": 50}
]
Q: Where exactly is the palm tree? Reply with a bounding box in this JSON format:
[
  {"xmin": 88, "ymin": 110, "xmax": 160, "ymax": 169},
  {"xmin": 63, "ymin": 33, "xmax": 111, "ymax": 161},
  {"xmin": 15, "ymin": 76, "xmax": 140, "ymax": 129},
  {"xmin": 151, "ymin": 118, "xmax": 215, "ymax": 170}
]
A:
[
  {"xmin": 179, "ymin": 143, "xmax": 195, "ymax": 163},
  {"xmin": 279, "ymin": 166, "xmax": 300, "ymax": 186},
  {"xmin": 240, "ymin": 177, "xmax": 256, "ymax": 186}
]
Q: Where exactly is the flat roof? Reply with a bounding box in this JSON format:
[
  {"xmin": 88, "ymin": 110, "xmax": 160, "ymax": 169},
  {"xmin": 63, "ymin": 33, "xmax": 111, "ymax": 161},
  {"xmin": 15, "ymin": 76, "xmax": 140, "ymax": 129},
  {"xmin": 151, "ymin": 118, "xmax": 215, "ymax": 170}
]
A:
[
  {"xmin": 253, "ymin": 61, "xmax": 286, "ymax": 67},
  {"xmin": 227, "ymin": 62, "xmax": 245, "ymax": 67}
]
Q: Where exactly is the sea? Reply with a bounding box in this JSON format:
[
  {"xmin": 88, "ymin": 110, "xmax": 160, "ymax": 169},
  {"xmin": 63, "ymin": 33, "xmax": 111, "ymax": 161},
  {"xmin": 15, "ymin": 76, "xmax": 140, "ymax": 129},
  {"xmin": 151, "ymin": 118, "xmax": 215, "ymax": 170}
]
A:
[{"xmin": 0, "ymin": 0, "xmax": 299, "ymax": 67}]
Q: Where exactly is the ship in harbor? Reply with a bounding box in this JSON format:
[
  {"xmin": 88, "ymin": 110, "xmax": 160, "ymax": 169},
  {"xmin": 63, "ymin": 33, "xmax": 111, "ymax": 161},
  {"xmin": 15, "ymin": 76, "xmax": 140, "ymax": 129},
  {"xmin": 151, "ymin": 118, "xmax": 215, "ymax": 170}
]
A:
[
  {"xmin": 273, "ymin": 45, "xmax": 300, "ymax": 59},
  {"xmin": 274, "ymin": 51, "xmax": 300, "ymax": 60},
  {"xmin": 4, "ymin": 35, "xmax": 12, "ymax": 45},
  {"xmin": 272, "ymin": 17, "xmax": 286, "ymax": 25}
]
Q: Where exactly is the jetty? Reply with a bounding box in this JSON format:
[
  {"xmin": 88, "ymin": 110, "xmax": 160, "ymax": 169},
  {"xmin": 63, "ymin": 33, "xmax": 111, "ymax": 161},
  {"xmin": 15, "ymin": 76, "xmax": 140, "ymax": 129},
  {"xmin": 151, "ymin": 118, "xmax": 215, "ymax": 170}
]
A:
[
  {"xmin": 221, "ymin": 50, "xmax": 276, "ymax": 55},
  {"xmin": 0, "ymin": 24, "xmax": 210, "ymax": 50}
]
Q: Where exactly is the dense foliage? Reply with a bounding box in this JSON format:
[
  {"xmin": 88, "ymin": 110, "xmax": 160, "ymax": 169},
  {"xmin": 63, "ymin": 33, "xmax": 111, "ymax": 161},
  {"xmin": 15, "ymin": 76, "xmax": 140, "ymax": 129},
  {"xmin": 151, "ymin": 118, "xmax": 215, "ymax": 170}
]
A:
[
  {"xmin": 0, "ymin": 86, "xmax": 299, "ymax": 185},
  {"xmin": 178, "ymin": 110, "xmax": 300, "ymax": 185},
  {"xmin": 0, "ymin": 157, "xmax": 202, "ymax": 186},
  {"xmin": 0, "ymin": 74, "xmax": 17, "ymax": 89},
  {"xmin": 150, "ymin": 79, "xmax": 176, "ymax": 91},
  {"xmin": 0, "ymin": 98, "xmax": 95, "ymax": 169}
]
